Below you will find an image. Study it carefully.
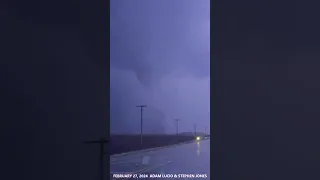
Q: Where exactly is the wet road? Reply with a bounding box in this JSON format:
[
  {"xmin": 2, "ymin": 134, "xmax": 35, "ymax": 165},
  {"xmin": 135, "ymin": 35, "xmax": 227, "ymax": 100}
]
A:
[{"xmin": 110, "ymin": 139, "xmax": 210, "ymax": 180}]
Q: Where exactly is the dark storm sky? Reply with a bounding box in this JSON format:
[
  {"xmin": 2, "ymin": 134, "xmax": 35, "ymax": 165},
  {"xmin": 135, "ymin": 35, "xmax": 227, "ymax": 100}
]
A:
[{"xmin": 110, "ymin": 0, "xmax": 210, "ymax": 134}]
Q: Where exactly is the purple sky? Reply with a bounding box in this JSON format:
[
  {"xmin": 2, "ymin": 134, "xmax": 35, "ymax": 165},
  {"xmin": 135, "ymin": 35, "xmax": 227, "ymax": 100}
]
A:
[{"xmin": 110, "ymin": 0, "xmax": 210, "ymax": 134}]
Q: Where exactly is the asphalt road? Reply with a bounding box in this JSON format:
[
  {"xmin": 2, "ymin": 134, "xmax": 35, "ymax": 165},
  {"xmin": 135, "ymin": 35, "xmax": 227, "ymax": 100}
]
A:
[{"xmin": 110, "ymin": 139, "xmax": 210, "ymax": 180}]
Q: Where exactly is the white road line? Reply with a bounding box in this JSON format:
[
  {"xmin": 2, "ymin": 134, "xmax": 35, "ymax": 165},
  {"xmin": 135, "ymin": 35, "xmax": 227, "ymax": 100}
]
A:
[{"xmin": 110, "ymin": 140, "xmax": 196, "ymax": 158}]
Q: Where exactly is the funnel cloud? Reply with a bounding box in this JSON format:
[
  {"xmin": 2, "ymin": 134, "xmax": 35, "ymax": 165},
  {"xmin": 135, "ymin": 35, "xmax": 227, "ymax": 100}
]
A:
[{"xmin": 110, "ymin": 0, "xmax": 210, "ymax": 134}]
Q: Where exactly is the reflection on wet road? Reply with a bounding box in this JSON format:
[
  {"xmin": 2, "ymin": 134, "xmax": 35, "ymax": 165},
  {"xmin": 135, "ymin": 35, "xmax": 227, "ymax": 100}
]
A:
[{"xmin": 110, "ymin": 139, "xmax": 210, "ymax": 180}]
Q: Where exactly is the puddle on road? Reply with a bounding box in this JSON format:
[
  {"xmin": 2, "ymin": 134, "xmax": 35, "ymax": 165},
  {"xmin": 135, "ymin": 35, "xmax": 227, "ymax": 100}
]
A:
[{"xmin": 110, "ymin": 155, "xmax": 171, "ymax": 174}]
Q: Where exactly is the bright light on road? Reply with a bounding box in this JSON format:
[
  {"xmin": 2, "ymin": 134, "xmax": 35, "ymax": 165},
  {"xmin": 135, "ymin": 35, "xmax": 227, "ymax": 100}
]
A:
[{"xmin": 196, "ymin": 136, "xmax": 201, "ymax": 140}]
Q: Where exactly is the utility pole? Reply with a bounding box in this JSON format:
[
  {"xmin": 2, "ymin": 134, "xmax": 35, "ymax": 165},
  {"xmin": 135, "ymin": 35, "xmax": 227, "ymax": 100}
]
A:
[
  {"xmin": 84, "ymin": 137, "xmax": 108, "ymax": 180},
  {"xmin": 175, "ymin": 119, "xmax": 180, "ymax": 135},
  {"xmin": 194, "ymin": 124, "xmax": 197, "ymax": 136},
  {"xmin": 136, "ymin": 105, "xmax": 147, "ymax": 145}
]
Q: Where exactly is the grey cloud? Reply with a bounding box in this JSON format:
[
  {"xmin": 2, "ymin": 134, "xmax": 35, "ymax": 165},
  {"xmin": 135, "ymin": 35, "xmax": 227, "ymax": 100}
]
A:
[
  {"xmin": 110, "ymin": 0, "xmax": 210, "ymax": 134},
  {"xmin": 110, "ymin": 0, "xmax": 210, "ymax": 86}
]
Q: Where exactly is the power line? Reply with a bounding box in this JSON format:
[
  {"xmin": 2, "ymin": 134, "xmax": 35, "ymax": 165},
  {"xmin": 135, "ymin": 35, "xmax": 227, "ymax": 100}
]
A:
[{"xmin": 136, "ymin": 105, "xmax": 147, "ymax": 145}]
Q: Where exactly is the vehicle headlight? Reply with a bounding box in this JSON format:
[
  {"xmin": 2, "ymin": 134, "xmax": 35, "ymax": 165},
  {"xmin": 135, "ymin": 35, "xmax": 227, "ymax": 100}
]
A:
[{"xmin": 196, "ymin": 136, "xmax": 201, "ymax": 140}]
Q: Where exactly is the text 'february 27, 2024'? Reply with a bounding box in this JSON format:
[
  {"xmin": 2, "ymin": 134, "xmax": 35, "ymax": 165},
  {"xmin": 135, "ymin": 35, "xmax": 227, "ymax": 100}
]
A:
[{"xmin": 112, "ymin": 173, "xmax": 208, "ymax": 179}]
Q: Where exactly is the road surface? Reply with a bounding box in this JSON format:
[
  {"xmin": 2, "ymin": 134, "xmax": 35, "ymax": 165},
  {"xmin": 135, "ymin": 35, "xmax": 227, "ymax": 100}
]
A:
[{"xmin": 110, "ymin": 139, "xmax": 210, "ymax": 180}]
